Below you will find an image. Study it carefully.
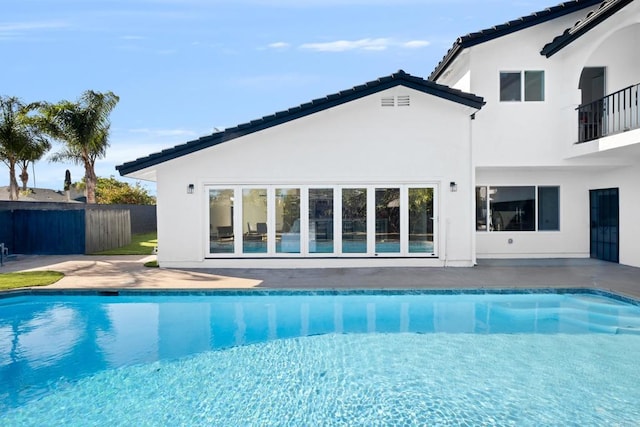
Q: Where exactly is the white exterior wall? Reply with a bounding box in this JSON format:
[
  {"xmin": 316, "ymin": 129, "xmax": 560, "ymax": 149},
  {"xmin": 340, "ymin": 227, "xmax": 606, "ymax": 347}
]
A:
[
  {"xmin": 589, "ymin": 165, "xmax": 640, "ymax": 268},
  {"xmin": 551, "ymin": 4, "xmax": 640, "ymax": 158},
  {"xmin": 435, "ymin": 4, "xmax": 640, "ymax": 266},
  {"xmin": 475, "ymin": 168, "xmax": 592, "ymax": 259},
  {"xmin": 437, "ymin": 5, "xmax": 640, "ymax": 169},
  {"xmin": 588, "ymin": 23, "xmax": 640, "ymax": 93},
  {"xmin": 554, "ymin": 3, "xmax": 640, "ymax": 95},
  {"xmin": 154, "ymin": 86, "xmax": 477, "ymax": 268},
  {"xmin": 467, "ymin": 10, "xmax": 595, "ymax": 167},
  {"xmin": 136, "ymin": 3, "xmax": 640, "ymax": 268}
]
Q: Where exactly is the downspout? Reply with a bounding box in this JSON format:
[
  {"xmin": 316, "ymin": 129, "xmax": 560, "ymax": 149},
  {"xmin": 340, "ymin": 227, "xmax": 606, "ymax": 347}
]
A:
[
  {"xmin": 444, "ymin": 218, "xmax": 450, "ymax": 267},
  {"xmin": 470, "ymin": 112, "xmax": 477, "ymax": 266}
]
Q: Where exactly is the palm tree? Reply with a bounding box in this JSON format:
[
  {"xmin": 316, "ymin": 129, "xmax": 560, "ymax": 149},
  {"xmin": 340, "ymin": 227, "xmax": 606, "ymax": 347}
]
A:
[
  {"xmin": 18, "ymin": 138, "xmax": 51, "ymax": 191},
  {"xmin": 0, "ymin": 96, "xmax": 49, "ymax": 200},
  {"xmin": 42, "ymin": 90, "xmax": 119, "ymax": 204}
]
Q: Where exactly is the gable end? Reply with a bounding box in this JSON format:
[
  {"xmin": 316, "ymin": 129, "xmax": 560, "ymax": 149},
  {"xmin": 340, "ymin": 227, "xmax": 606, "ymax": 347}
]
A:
[
  {"xmin": 117, "ymin": 70, "xmax": 484, "ymax": 176},
  {"xmin": 429, "ymin": 0, "xmax": 602, "ymax": 81}
]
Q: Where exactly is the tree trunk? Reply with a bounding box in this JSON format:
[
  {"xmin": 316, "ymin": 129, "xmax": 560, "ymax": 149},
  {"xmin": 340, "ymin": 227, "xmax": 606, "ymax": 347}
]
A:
[
  {"xmin": 85, "ymin": 163, "xmax": 97, "ymax": 204},
  {"xmin": 8, "ymin": 161, "xmax": 19, "ymax": 200},
  {"xmin": 19, "ymin": 166, "xmax": 28, "ymax": 192}
]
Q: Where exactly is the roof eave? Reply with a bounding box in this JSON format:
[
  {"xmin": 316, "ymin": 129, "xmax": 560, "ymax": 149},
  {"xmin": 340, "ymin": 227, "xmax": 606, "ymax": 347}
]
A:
[
  {"xmin": 117, "ymin": 71, "xmax": 485, "ymax": 176},
  {"xmin": 541, "ymin": 0, "xmax": 635, "ymax": 57},
  {"xmin": 430, "ymin": 0, "xmax": 603, "ymax": 81},
  {"xmin": 428, "ymin": 42, "xmax": 463, "ymax": 82}
]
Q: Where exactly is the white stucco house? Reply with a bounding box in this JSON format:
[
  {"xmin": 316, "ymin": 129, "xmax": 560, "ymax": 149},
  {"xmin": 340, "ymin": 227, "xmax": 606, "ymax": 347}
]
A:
[{"xmin": 118, "ymin": 0, "xmax": 640, "ymax": 269}]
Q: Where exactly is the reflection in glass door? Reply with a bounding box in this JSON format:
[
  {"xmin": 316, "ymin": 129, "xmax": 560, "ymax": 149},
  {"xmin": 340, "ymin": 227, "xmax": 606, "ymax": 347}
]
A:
[
  {"xmin": 243, "ymin": 189, "xmax": 268, "ymax": 253},
  {"xmin": 590, "ymin": 188, "xmax": 619, "ymax": 263},
  {"xmin": 409, "ymin": 188, "xmax": 434, "ymax": 253},
  {"xmin": 342, "ymin": 188, "xmax": 367, "ymax": 253},
  {"xmin": 206, "ymin": 185, "xmax": 437, "ymax": 258},
  {"xmin": 209, "ymin": 189, "xmax": 234, "ymax": 253},
  {"xmin": 375, "ymin": 188, "xmax": 400, "ymax": 253},
  {"xmin": 309, "ymin": 189, "xmax": 334, "ymax": 254},
  {"xmin": 276, "ymin": 188, "xmax": 301, "ymax": 253}
]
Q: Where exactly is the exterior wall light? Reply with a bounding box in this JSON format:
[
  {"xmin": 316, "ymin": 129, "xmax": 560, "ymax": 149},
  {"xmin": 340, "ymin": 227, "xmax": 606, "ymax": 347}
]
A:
[
  {"xmin": 450, "ymin": 182, "xmax": 458, "ymax": 192},
  {"xmin": 187, "ymin": 184, "xmax": 195, "ymax": 194}
]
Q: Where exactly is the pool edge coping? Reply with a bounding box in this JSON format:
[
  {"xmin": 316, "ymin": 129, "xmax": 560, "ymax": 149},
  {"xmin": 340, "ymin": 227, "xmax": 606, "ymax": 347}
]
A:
[{"xmin": 1, "ymin": 287, "xmax": 639, "ymax": 306}]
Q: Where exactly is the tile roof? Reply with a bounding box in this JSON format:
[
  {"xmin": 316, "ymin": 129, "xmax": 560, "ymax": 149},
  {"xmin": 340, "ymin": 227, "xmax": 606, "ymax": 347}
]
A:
[
  {"xmin": 116, "ymin": 70, "xmax": 485, "ymax": 176},
  {"xmin": 0, "ymin": 186, "xmax": 85, "ymax": 203},
  {"xmin": 540, "ymin": 0, "xmax": 634, "ymax": 57},
  {"xmin": 429, "ymin": 0, "xmax": 602, "ymax": 81}
]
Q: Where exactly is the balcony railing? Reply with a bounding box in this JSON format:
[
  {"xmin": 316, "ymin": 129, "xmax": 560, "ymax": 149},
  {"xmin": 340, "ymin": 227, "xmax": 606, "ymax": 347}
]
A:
[{"xmin": 577, "ymin": 83, "xmax": 640, "ymax": 143}]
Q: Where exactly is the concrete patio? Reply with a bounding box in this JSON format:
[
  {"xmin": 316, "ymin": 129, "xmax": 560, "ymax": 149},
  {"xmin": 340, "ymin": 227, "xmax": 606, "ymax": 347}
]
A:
[{"xmin": 1, "ymin": 255, "xmax": 639, "ymax": 300}]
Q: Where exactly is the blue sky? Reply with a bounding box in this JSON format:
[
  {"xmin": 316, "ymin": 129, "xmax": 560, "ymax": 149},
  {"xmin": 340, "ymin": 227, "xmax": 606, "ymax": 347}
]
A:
[{"xmin": 1, "ymin": 0, "xmax": 554, "ymax": 193}]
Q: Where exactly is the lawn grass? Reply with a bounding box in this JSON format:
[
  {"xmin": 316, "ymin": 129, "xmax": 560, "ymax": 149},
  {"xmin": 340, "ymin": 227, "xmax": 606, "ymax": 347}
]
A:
[
  {"xmin": 0, "ymin": 271, "xmax": 64, "ymax": 290},
  {"xmin": 92, "ymin": 232, "xmax": 157, "ymax": 255}
]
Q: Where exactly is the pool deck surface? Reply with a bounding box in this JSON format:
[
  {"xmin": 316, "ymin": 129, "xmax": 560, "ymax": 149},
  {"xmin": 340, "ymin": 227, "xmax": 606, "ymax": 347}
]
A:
[{"xmin": 1, "ymin": 255, "xmax": 639, "ymax": 299}]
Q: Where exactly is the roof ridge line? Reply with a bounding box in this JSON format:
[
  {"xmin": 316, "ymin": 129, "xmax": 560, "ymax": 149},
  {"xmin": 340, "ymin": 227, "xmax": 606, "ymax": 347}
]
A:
[
  {"xmin": 429, "ymin": 0, "xmax": 602, "ymax": 81},
  {"xmin": 117, "ymin": 70, "xmax": 484, "ymax": 176},
  {"xmin": 541, "ymin": 0, "xmax": 634, "ymax": 57}
]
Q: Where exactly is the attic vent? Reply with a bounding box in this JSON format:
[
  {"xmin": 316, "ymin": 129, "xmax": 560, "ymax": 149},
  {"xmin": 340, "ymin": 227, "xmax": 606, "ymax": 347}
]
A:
[
  {"xmin": 381, "ymin": 95, "xmax": 410, "ymax": 107},
  {"xmin": 381, "ymin": 96, "xmax": 395, "ymax": 107},
  {"xmin": 397, "ymin": 95, "xmax": 410, "ymax": 106}
]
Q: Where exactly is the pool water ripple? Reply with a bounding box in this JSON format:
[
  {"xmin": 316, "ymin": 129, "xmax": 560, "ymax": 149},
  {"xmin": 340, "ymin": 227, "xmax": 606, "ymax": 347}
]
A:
[
  {"xmin": 3, "ymin": 333, "xmax": 640, "ymax": 426},
  {"xmin": 1, "ymin": 290, "xmax": 640, "ymax": 425}
]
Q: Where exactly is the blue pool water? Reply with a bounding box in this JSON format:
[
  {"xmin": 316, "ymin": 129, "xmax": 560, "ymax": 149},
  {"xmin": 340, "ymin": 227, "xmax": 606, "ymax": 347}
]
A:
[{"xmin": 1, "ymin": 290, "xmax": 640, "ymax": 425}]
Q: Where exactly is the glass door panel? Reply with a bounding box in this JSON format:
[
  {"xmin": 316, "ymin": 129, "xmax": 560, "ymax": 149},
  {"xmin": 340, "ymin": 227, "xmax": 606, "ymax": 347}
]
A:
[
  {"xmin": 475, "ymin": 186, "xmax": 488, "ymax": 231},
  {"xmin": 590, "ymin": 188, "xmax": 619, "ymax": 263},
  {"xmin": 408, "ymin": 188, "xmax": 434, "ymax": 253},
  {"xmin": 375, "ymin": 188, "xmax": 400, "ymax": 253},
  {"xmin": 342, "ymin": 188, "xmax": 367, "ymax": 253},
  {"xmin": 276, "ymin": 188, "xmax": 301, "ymax": 253},
  {"xmin": 209, "ymin": 189, "xmax": 235, "ymax": 254},
  {"xmin": 309, "ymin": 189, "xmax": 334, "ymax": 253},
  {"xmin": 243, "ymin": 188, "xmax": 268, "ymax": 253}
]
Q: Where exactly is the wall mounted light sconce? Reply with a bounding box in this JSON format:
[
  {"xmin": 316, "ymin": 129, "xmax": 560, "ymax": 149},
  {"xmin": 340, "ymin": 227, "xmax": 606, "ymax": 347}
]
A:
[
  {"xmin": 187, "ymin": 184, "xmax": 195, "ymax": 194},
  {"xmin": 450, "ymin": 182, "xmax": 458, "ymax": 192}
]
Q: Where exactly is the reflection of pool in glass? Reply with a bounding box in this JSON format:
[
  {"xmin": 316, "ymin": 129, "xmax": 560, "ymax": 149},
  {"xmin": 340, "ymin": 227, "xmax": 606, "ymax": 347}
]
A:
[
  {"xmin": 239, "ymin": 240, "xmax": 435, "ymax": 254},
  {"xmin": 243, "ymin": 240, "xmax": 267, "ymax": 253},
  {"xmin": 2, "ymin": 290, "xmax": 640, "ymax": 424},
  {"xmin": 209, "ymin": 240, "xmax": 234, "ymax": 253}
]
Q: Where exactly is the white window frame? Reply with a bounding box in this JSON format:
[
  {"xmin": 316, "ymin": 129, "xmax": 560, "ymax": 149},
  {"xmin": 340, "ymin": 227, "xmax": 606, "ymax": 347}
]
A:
[{"xmin": 204, "ymin": 184, "xmax": 439, "ymax": 258}]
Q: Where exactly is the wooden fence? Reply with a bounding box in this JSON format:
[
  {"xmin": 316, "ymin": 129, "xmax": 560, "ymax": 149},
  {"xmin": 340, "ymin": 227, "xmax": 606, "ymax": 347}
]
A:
[
  {"xmin": 85, "ymin": 209, "xmax": 131, "ymax": 254},
  {"xmin": 12, "ymin": 210, "xmax": 86, "ymax": 254},
  {"xmin": 0, "ymin": 207, "xmax": 132, "ymax": 255}
]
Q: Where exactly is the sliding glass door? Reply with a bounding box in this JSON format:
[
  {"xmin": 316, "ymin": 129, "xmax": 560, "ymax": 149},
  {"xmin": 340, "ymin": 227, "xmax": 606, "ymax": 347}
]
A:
[
  {"xmin": 408, "ymin": 188, "xmax": 434, "ymax": 253},
  {"xmin": 206, "ymin": 184, "xmax": 437, "ymax": 258},
  {"xmin": 209, "ymin": 189, "xmax": 234, "ymax": 254},
  {"xmin": 375, "ymin": 188, "xmax": 401, "ymax": 253},
  {"xmin": 342, "ymin": 188, "xmax": 367, "ymax": 254},
  {"xmin": 243, "ymin": 188, "xmax": 268, "ymax": 253},
  {"xmin": 309, "ymin": 189, "xmax": 334, "ymax": 254},
  {"xmin": 276, "ymin": 188, "xmax": 301, "ymax": 254}
]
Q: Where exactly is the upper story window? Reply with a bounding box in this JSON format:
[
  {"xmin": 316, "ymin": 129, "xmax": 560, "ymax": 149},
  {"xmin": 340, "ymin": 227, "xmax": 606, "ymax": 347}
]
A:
[{"xmin": 500, "ymin": 71, "xmax": 545, "ymax": 102}]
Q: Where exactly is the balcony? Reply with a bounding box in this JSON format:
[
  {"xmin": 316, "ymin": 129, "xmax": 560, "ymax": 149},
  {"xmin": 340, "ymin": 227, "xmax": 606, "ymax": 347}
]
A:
[{"xmin": 577, "ymin": 83, "xmax": 640, "ymax": 143}]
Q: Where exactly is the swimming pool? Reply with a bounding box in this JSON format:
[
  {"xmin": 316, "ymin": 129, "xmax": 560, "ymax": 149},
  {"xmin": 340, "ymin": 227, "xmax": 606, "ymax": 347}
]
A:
[{"xmin": 1, "ymin": 289, "xmax": 639, "ymax": 425}]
